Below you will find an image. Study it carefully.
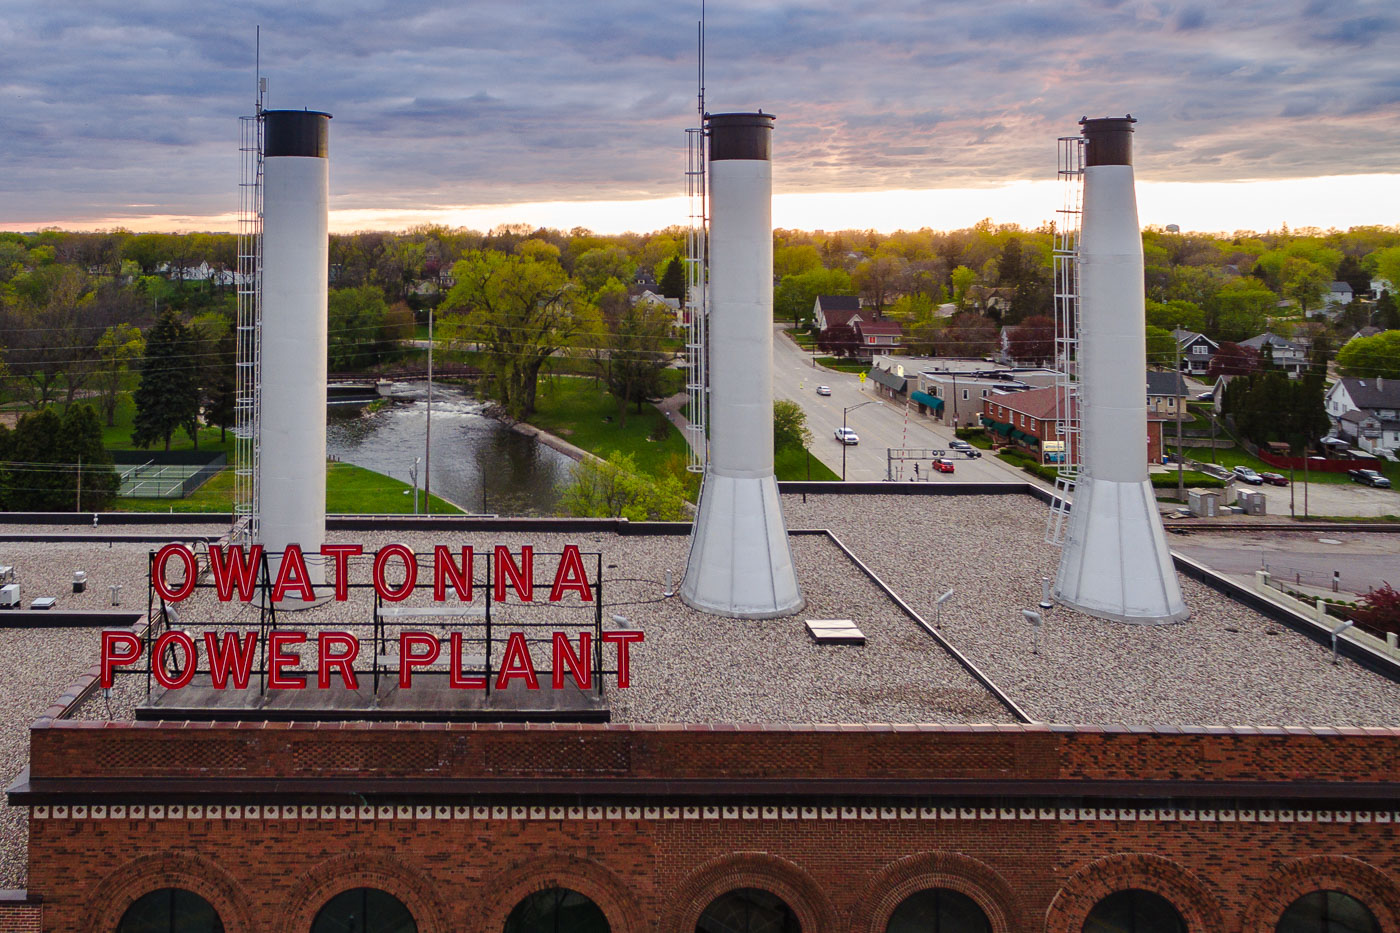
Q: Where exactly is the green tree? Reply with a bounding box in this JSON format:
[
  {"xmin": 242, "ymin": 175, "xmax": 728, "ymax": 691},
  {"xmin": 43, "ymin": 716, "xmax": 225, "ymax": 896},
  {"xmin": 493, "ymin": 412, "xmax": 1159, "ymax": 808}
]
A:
[
  {"xmin": 773, "ymin": 267, "xmax": 854, "ymax": 326},
  {"xmin": 327, "ymin": 285, "xmax": 390, "ymax": 371},
  {"xmin": 1145, "ymin": 299, "xmax": 1206, "ymax": 334},
  {"xmin": 559, "ymin": 451, "xmax": 689, "ymax": 521},
  {"xmin": 659, "ymin": 254, "xmax": 686, "ymax": 301},
  {"xmin": 92, "ymin": 323, "xmax": 145, "ymax": 426},
  {"xmin": 1145, "ymin": 326, "xmax": 1176, "ymax": 370},
  {"xmin": 773, "ymin": 244, "xmax": 822, "ymax": 279},
  {"xmin": 1211, "ymin": 279, "xmax": 1275, "ymax": 341},
  {"xmin": 773, "ymin": 399, "xmax": 812, "ymax": 454},
  {"xmin": 440, "ymin": 249, "xmax": 582, "ymax": 418},
  {"xmin": 602, "ymin": 295, "xmax": 674, "ymax": 427},
  {"xmin": 949, "ymin": 265, "xmax": 976, "ymax": 310},
  {"xmin": 1336, "ymin": 331, "xmax": 1400, "ymax": 378},
  {"xmin": 1, "ymin": 405, "xmax": 117, "ymax": 510},
  {"xmin": 1281, "ymin": 257, "xmax": 1329, "ymax": 315},
  {"xmin": 1367, "ymin": 246, "xmax": 1400, "ymax": 295},
  {"xmin": 1375, "ymin": 291, "xmax": 1399, "ymax": 331},
  {"xmin": 574, "ymin": 246, "xmax": 636, "ymax": 295},
  {"xmin": 131, "ymin": 310, "xmax": 200, "ymax": 451}
]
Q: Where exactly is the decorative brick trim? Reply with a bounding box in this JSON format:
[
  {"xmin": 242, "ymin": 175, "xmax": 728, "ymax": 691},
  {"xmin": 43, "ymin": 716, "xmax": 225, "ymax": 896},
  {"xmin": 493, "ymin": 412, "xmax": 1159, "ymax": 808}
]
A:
[
  {"xmin": 472, "ymin": 855, "xmax": 644, "ymax": 933},
  {"xmin": 1238, "ymin": 855, "xmax": 1400, "ymax": 932},
  {"xmin": 1043, "ymin": 853, "xmax": 1224, "ymax": 933},
  {"xmin": 26, "ymin": 803, "xmax": 1397, "ymax": 825},
  {"xmin": 851, "ymin": 852, "xmax": 1020, "ymax": 933},
  {"xmin": 272, "ymin": 851, "xmax": 449, "ymax": 933},
  {"xmin": 662, "ymin": 852, "xmax": 838, "ymax": 933},
  {"xmin": 80, "ymin": 851, "xmax": 255, "ymax": 933}
]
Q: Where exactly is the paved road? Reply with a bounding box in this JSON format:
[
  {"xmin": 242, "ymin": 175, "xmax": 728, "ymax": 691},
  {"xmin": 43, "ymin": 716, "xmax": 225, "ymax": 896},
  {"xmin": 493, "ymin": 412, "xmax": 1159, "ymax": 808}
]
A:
[
  {"xmin": 1173, "ymin": 531, "xmax": 1400, "ymax": 597},
  {"xmin": 772, "ymin": 328, "xmax": 1022, "ymax": 484}
]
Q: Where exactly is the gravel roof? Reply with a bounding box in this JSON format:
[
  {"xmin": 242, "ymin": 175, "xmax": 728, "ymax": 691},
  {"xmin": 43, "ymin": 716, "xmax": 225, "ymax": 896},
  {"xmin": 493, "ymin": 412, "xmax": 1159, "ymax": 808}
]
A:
[{"xmin": 781, "ymin": 494, "xmax": 1400, "ymax": 729}]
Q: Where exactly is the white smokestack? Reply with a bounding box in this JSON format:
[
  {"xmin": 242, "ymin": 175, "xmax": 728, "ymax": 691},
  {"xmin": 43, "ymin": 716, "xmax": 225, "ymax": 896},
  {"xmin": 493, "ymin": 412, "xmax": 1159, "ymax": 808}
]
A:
[
  {"xmin": 681, "ymin": 112, "xmax": 804, "ymax": 619},
  {"xmin": 1054, "ymin": 117, "xmax": 1187, "ymax": 624},
  {"xmin": 258, "ymin": 110, "xmax": 331, "ymax": 584}
]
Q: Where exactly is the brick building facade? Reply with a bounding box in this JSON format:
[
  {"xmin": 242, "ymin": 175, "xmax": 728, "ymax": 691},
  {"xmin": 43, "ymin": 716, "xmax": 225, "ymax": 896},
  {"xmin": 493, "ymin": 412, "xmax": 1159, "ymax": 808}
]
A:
[
  {"xmin": 982, "ymin": 388, "xmax": 1167, "ymax": 465},
  {"xmin": 9, "ymin": 720, "xmax": 1400, "ymax": 931}
]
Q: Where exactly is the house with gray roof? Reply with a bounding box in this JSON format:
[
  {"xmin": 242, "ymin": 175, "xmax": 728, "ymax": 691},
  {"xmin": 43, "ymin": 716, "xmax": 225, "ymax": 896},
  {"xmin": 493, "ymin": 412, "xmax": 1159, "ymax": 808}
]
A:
[
  {"xmin": 1172, "ymin": 329, "xmax": 1217, "ymax": 376},
  {"xmin": 1239, "ymin": 332, "xmax": 1307, "ymax": 376},
  {"xmin": 1326, "ymin": 377, "xmax": 1400, "ymax": 456}
]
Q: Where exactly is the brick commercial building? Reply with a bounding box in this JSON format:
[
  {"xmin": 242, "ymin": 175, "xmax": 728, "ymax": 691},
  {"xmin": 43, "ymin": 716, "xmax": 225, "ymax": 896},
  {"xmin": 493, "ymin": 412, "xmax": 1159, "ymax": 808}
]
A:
[
  {"xmin": 4, "ymin": 494, "xmax": 1400, "ymax": 932},
  {"xmin": 982, "ymin": 388, "xmax": 1169, "ymax": 465}
]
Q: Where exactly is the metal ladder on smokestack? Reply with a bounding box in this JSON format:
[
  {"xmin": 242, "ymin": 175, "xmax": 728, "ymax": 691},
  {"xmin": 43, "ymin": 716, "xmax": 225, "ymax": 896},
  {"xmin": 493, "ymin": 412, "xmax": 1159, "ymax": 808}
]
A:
[
  {"xmin": 683, "ymin": 123, "xmax": 709, "ymax": 473},
  {"xmin": 1046, "ymin": 134, "xmax": 1085, "ymax": 545},
  {"xmin": 233, "ymin": 82, "xmax": 266, "ymax": 543}
]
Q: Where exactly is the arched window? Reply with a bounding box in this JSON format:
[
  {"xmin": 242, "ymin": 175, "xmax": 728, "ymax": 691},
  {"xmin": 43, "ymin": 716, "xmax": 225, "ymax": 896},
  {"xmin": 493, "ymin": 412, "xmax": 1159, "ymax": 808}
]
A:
[
  {"xmin": 696, "ymin": 888, "xmax": 801, "ymax": 933},
  {"xmin": 310, "ymin": 887, "xmax": 417, "ymax": 933},
  {"xmin": 116, "ymin": 888, "xmax": 225, "ymax": 933},
  {"xmin": 503, "ymin": 888, "xmax": 610, "ymax": 933},
  {"xmin": 1276, "ymin": 890, "xmax": 1380, "ymax": 933},
  {"xmin": 886, "ymin": 888, "xmax": 992, "ymax": 933},
  {"xmin": 1082, "ymin": 889, "xmax": 1186, "ymax": 933}
]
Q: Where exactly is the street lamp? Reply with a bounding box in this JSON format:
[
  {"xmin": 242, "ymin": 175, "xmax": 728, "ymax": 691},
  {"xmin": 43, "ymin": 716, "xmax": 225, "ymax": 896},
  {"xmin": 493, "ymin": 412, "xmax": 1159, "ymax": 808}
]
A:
[{"xmin": 842, "ymin": 400, "xmax": 882, "ymax": 481}]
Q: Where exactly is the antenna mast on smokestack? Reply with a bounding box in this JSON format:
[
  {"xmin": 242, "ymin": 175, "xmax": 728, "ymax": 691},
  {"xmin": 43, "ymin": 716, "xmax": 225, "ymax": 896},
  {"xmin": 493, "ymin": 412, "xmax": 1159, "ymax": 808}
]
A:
[
  {"xmin": 683, "ymin": 4, "xmax": 709, "ymax": 472},
  {"xmin": 234, "ymin": 27, "xmax": 267, "ymax": 543}
]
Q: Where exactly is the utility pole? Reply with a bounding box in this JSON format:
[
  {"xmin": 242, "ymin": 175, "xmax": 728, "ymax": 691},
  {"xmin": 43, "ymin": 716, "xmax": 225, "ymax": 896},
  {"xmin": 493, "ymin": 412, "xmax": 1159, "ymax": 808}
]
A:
[{"xmin": 1175, "ymin": 325, "xmax": 1184, "ymax": 502}]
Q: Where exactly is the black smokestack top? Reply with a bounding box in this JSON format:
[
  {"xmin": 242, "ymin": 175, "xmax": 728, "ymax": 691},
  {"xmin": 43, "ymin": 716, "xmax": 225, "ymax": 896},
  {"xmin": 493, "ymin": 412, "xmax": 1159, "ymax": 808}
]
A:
[
  {"xmin": 264, "ymin": 110, "xmax": 332, "ymax": 159},
  {"xmin": 707, "ymin": 112, "xmax": 775, "ymax": 162},
  {"xmin": 1080, "ymin": 115, "xmax": 1136, "ymax": 167}
]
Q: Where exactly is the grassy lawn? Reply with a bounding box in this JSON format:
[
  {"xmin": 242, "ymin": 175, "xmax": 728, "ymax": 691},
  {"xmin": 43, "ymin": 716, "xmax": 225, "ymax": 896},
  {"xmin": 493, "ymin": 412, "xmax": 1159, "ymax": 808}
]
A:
[
  {"xmin": 528, "ymin": 376, "xmax": 691, "ymax": 479},
  {"xmin": 814, "ymin": 357, "xmax": 868, "ymax": 373},
  {"xmin": 775, "ymin": 445, "xmax": 840, "ymax": 481},
  {"xmin": 111, "ymin": 463, "xmax": 462, "ymax": 514},
  {"xmin": 100, "ymin": 394, "xmax": 233, "ymax": 455}
]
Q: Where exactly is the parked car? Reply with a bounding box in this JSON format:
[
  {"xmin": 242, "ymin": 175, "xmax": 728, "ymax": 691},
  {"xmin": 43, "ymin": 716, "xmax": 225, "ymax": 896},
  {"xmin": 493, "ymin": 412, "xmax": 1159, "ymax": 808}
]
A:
[
  {"xmin": 948, "ymin": 439, "xmax": 973, "ymax": 451},
  {"xmin": 1348, "ymin": 469, "xmax": 1392, "ymax": 488},
  {"xmin": 816, "ymin": 385, "xmax": 832, "ymax": 396},
  {"xmin": 1260, "ymin": 472, "xmax": 1289, "ymax": 487},
  {"xmin": 932, "ymin": 458, "xmax": 956, "ymax": 474},
  {"xmin": 1232, "ymin": 466, "xmax": 1264, "ymax": 485},
  {"xmin": 1195, "ymin": 391, "xmax": 1213, "ymax": 402},
  {"xmin": 834, "ymin": 426, "xmax": 860, "ymax": 445}
]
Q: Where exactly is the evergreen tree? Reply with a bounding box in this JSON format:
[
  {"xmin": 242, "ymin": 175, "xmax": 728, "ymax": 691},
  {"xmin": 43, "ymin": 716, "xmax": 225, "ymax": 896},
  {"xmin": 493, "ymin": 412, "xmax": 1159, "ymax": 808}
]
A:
[
  {"xmin": 132, "ymin": 309, "xmax": 200, "ymax": 451},
  {"xmin": 1376, "ymin": 291, "xmax": 1399, "ymax": 331},
  {"xmin": 204, "ymin": 329, "xmax": 237, "ymax": 442},
  {"xmin": 58, "ymin": 405, "xmax": 120, "ymax": 510},
  {"xmin": 659, "ymin": 254, "xmax": 685, "ymax": 301}
]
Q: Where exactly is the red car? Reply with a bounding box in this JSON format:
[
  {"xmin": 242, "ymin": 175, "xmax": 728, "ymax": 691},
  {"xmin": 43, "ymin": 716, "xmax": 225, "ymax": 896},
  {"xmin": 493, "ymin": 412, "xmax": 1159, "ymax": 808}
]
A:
[
  {"xmin": 1260, "ymin": 472, "xmax": 1289, "ymax": 486},
  {"xmin": 932, "ymin": 458, "xmax": 956, "ymax": 474}
]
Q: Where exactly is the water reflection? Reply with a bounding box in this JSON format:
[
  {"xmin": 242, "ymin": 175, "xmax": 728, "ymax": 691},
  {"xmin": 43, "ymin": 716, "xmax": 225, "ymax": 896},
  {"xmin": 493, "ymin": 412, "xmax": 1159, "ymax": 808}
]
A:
[{"xmin": 326, "ymin": 382, "xmax": 572, "ymax": 515}]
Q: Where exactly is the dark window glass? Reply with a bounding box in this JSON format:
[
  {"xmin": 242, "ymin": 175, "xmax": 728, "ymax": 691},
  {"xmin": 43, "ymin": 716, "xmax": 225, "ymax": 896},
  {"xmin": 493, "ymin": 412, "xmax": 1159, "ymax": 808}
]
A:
[
  {"xmin": 310, "ymin": 888, "xmax": 417, "ymax": 933},
  {"xmin": 503, "ymin": 888, "xmax": 610, "ymax": 933},
  {"xmin": 1082, "ymin": 889, "xmax": 1186, "ymax": 933},
  {"xmin": 697, "ymin": 888, "xmax": 801, "ymax": 933},
  {"xmin": 1276, "ymin": 890, "xmax": 1380, "ymax": 933},
  {"xmin": 886, "ymin": 888, "xmax": 992, "ymax": 933},
  {"xmin": 117, "ymin": 888, "xmax": 225, "ymax": 933}
]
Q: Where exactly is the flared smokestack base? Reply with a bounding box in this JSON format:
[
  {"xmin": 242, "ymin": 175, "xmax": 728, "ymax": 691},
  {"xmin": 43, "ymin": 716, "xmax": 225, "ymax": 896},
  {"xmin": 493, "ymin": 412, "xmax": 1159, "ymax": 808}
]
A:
[
  {"xmin": 1054, "ymin": 476, "xmax": 1189, "ymax": 625},
  {"xmin": 681, "ymin": 474, "xmax": 805, "ymax": 619}
]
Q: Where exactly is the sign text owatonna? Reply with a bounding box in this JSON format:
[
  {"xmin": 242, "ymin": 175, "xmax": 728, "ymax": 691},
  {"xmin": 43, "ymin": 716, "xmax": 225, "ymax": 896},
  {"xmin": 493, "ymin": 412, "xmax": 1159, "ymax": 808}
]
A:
[{"xmin": 102, "ymin": 543, "xmax": 643, "ymax": 692}]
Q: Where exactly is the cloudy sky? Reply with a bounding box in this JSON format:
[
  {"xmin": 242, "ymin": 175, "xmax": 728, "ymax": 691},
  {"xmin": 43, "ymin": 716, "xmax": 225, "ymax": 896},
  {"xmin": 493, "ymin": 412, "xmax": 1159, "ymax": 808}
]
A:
[{"xmin": 2, "ymin": 0, "xmax": 1397, "ymax": 233}]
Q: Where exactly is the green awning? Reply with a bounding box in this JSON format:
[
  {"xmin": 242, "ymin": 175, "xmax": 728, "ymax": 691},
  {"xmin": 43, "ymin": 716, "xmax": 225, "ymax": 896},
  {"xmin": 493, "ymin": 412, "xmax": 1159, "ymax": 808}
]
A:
[
  {"xmin": 910, "ymin": 390, "xmax": 943, "ymax": 411},
  {"xmin": 1011, "ymin": 429, "xmax": 1041, "ymax": 446},
  {"xmin": 992, "ymin": 421, "xmax": 1013, "ymax": 436}
]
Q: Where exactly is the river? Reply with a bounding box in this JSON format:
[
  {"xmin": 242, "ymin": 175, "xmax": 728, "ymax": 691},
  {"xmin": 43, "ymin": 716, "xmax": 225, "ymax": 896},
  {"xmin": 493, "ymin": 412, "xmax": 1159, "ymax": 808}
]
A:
[{"xmin": 326, "ymin": 382, "xmax": 573, "ymax": 515}]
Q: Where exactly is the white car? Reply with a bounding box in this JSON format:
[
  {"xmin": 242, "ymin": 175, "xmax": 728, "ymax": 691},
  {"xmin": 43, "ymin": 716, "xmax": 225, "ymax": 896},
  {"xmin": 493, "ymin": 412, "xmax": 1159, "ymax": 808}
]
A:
[
  {"xmin": 816, "ymin": 385, "xmax": 832, "ymax": 396},
  {"xmin": 1232, "ymin": 466, "xmax": 1264, "ymax": 485},
  {"xmin": 834, "ymin": 426, "xmax": 860, "ymax": 445}
]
